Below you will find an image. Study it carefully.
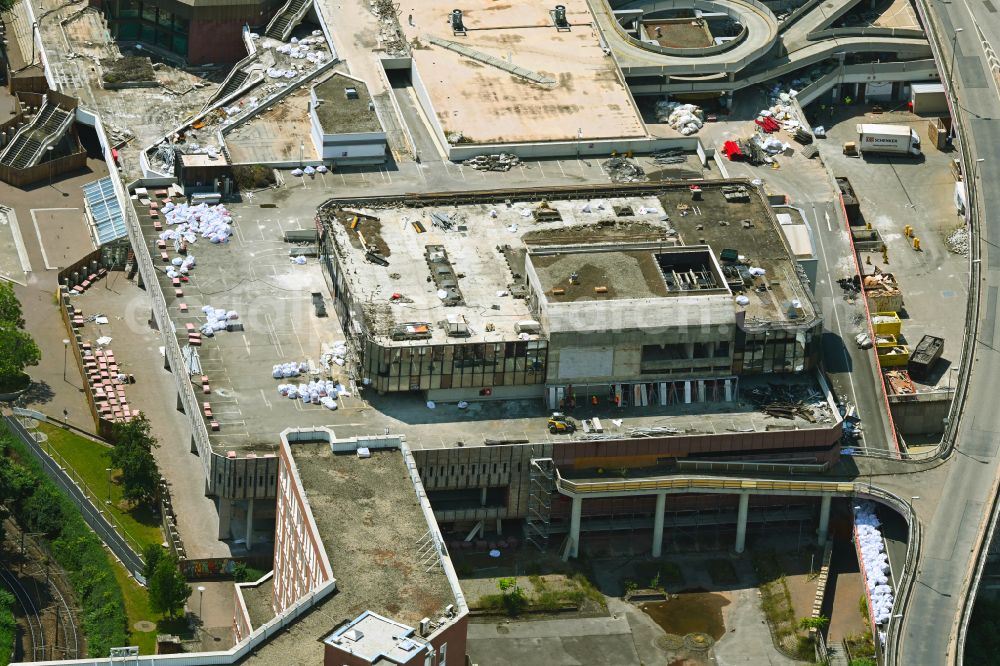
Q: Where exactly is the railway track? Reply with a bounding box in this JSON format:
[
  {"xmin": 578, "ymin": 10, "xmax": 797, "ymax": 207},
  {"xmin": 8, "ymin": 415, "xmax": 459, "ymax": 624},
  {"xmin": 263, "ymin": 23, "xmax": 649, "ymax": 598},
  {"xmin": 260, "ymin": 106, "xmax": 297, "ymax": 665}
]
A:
[
  {"xmin": 48, "ymin": 565, "xmax": 80, "ymax": 659},
  {"xmin": 0, "ymin": 564, "xmax": 46, "ymax": 661}
]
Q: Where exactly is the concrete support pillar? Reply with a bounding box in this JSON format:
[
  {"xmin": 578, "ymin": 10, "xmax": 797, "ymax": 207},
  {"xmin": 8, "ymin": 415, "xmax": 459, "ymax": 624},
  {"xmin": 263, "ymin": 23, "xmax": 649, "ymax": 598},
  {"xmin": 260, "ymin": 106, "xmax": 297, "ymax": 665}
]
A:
[
  {"xmin": 496, "ymin": 518, "xmax": 502, "ymax": 535},
  {"xmin": 652, "ymin": 492, "xmax": 666, "ymax": 558},
  {"xmin": 818, "ymin": 494, "xmax": 832, "ymax": 547},
  {"xmin": 570, "ymin": 495, "xmax": 582, "ymax": 559},
  {"xmin": 685, "ymin": 342, "xmax": 695, "ymax": 359},
  {"xmin": 217, "ymin": 498, "xmax": 231, "ymax": 540},
  {"xmin": 245, "ymin": 498, "xmax": 255, "ymax": 550},
  {"xmin": 480, "ymin": 487, "xmax": 487, "ymax": 506},
  {"xmin": 735, "ymin": 492, "xmax": 749, "ymax": 554}
]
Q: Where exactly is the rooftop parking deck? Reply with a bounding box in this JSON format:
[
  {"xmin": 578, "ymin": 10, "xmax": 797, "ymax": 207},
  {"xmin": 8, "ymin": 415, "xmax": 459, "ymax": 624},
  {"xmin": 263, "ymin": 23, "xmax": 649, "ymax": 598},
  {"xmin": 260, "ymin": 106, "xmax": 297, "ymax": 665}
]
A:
[{"xmin": 396, "ymin": 0, "xmax": 646, "ymax": 145}]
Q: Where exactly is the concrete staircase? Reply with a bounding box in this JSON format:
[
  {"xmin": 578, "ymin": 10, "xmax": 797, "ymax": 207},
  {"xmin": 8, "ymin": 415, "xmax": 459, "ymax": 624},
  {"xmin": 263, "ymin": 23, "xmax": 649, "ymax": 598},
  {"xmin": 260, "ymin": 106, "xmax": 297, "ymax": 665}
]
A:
[
  {"xmin": 825, "ymin": 641, "xmax": 849, "ymax": 666},
  {"xmin": 264, "ymin": 0, "xmax": 313, "ymax": 41},
  {"xmin": 0, "ymin": 99, "xmax": 74, "ymax": 169}
]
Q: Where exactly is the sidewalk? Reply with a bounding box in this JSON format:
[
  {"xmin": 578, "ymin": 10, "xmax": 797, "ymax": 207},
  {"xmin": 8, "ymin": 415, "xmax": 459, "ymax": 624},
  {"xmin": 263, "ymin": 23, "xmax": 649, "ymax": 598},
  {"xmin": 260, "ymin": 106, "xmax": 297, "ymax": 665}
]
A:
[{"xmin": 73, "ymin": 277, "xmax": 233, "ymax": 560}]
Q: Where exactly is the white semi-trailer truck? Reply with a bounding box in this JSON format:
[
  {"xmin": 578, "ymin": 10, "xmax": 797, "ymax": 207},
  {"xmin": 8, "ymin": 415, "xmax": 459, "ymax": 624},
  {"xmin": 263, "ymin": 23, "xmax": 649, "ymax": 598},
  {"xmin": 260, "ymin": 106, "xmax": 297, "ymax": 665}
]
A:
[{"xmin": 856, "ymin": 124, "xmax": 922, "ymax": 156}]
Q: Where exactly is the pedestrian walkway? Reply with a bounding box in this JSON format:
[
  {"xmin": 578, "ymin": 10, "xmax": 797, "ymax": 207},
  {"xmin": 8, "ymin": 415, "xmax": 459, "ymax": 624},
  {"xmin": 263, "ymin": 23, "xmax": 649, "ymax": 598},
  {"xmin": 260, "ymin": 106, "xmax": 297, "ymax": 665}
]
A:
[{"xmin": 73, "ymin": 278, "xmax": 232, "ymax": 560}]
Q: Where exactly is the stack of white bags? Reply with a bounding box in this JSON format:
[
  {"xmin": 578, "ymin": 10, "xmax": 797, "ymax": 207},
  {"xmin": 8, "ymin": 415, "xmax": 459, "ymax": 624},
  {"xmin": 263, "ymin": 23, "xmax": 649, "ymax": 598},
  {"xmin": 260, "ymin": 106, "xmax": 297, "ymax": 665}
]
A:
[
  {"xmin": 166, "ymin": 254, "xmax": 195, "ymax": 278},
  {"xmin": 201, "ymin": 306, "xmax": 238, "ymax": 336},
  {"xmin": 272, "ymin": 361, "xmax": 309, "ymax": 378},
  {"xmin": 276, "ymin": 379, "xmax": 344, "ymax": 410},
  {"xmin": 854, "ymin": 501, "xmax": 894, "ymax": 627},
  {"xmin": 160, "ymin": 202, "xmax": 234, "ymax": 244}
]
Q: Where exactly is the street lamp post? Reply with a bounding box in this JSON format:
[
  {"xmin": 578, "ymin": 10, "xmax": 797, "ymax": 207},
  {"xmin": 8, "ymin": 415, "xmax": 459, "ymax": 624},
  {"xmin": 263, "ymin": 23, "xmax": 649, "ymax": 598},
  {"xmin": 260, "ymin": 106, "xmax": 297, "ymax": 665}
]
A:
[
  {"xmin": 62, "ymin": 338, "xmax": 70, "ymax": 383},
  {"xmin": 948, "ymin": 28, "xmax": 964, "ymax": 92},
  {"xmin": 105, "ymin": 467, "xmax": 112, "ymax": 505},
  {"xmin": 46, "ymin": 145, "xmax": 54, "ymax": 189},
  {"xmin": 197, "ymin": 585, "xmax": 206, "ymax": 619}
]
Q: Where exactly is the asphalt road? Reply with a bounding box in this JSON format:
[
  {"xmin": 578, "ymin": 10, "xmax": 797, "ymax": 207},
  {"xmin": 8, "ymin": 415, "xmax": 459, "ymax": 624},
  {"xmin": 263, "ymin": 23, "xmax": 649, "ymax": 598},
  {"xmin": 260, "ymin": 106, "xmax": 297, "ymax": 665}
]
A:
[
  {"xmin": 2, "ymin": 416, "xmax": 145, "ymax": 579},
  {"xmin": 894, "ymin": 0, "xmax": 1000, "ymax": 663}
]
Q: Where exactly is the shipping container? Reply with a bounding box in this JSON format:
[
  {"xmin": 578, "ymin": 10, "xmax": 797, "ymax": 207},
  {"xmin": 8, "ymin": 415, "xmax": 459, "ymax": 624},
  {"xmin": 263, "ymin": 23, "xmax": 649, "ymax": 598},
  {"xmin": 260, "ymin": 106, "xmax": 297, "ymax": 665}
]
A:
[{"xmin": 908, "ymin": 335, "xmax": 944, "ymax": 379}]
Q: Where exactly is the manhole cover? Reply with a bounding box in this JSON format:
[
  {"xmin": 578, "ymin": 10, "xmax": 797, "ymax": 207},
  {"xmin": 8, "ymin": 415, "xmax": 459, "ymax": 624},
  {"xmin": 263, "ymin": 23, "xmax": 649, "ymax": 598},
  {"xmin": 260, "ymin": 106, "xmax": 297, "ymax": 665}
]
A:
[
  {"xmin": 683, "ymin": 633, "xmax": 714, "ymax": 651},
  {"xmin": 134, "ymin": 621, "xmax": 156, "ymax": 632}
]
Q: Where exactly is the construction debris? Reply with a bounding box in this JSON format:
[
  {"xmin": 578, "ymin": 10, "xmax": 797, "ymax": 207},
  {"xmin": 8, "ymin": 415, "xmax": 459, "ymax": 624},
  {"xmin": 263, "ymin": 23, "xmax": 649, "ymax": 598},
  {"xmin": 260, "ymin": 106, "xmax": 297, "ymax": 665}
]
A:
[
  {"xmin": 884, "ymin": 370, "xmax": 915, "ymax": 395},
  {"xmin": 946, "ymin": 226, "xmax": 970, "ymax": 256},
  {"xmin": 628, "ymin": 426, "xmax": 686, "ymax": 437},
  {"xmin": 464, "ymin": 153, "xmax": 521, "ymax": 172},
  {"xmin": 652, "ymin": 149, "xmax": 686, "ymax": 165},
  {"xmin": 746, "ymin": 383, "xmax": 832, "ymax": 423},
  {"xmin": 603, "ymin": 157, "xmax": 647, "ymax": 183},
  {"xmin": 656, "ymin": 101, "xmax": 705, "ymax": 135}
]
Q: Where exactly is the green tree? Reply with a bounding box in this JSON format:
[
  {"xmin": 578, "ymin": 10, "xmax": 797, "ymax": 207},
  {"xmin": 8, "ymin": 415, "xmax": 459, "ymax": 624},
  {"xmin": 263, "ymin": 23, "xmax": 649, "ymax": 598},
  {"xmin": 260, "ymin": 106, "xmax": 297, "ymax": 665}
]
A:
[
  {"xmin": 0, "ymin": 326, "xmax": 40, "ymax": 388},
  {"xmin": 0, "ymin": 281, "xmax": 25, "ymax": 328},
  {"xmin": 148, "ymin": 554, "xmax": 190, "ymax": 618},
  {"xmin": 110, "ymin": 414, "xmax": 160, "ymax": 506},
  {"xmin": 142, "ymin": 543, "xmax": 165, "ymax": 582},
  {"xmin": 22, "ymin": 485, "xmax": 66, "ymax": 538},
  {"xmin": 849, "ymin": 659, "xmax": 876, "ymax": 666},
  {"xmin": 0, "ymin": 281, "xmax": 38, "ymax": 388}
]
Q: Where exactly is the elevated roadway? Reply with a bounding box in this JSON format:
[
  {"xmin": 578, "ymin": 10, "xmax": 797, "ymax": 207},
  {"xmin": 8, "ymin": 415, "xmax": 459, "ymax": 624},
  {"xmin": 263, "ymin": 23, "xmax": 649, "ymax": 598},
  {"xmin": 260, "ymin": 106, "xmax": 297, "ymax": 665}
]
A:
[
  {"xmin": 591, "ymin": 0, "xmax": 930, "ymax": 90},
  {"xmin": 893, "ymin": 0, "xmax": 1000, "ymax": 663}
]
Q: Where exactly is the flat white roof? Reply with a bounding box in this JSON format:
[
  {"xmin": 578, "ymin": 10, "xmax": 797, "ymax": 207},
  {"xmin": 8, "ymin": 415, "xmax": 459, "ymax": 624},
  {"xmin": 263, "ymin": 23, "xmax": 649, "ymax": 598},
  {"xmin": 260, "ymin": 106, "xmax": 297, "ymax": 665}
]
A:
[{"xmin": 909, "ymin": 82, "xmax": 945, "ymax": 94}]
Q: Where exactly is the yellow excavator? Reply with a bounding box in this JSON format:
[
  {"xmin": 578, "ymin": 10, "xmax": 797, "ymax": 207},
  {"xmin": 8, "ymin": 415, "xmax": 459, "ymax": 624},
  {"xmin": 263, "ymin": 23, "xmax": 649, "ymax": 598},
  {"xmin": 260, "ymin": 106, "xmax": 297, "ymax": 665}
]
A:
[{"xmin": 547, "ymin": 412, "xmax": 577, "ymax": 434}]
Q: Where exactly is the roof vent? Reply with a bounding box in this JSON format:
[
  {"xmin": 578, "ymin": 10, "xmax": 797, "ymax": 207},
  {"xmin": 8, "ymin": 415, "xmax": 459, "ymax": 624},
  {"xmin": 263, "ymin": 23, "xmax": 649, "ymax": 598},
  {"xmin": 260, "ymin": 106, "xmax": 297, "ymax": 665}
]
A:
[
  {"xmin": 345, "ymin": 87, "xmax": 359, "ymax": 99},
  {"xmin": 344, "ymin": 629, "xmax": 364, "ymax": 642}
]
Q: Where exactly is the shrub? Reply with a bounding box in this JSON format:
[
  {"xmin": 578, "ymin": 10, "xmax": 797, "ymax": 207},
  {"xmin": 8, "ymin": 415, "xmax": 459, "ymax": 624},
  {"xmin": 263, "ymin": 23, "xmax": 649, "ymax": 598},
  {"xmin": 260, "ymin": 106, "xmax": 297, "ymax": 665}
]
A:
[{"xmin": 0, "ymin": 589, "xmax": 16, "ymax": 665}]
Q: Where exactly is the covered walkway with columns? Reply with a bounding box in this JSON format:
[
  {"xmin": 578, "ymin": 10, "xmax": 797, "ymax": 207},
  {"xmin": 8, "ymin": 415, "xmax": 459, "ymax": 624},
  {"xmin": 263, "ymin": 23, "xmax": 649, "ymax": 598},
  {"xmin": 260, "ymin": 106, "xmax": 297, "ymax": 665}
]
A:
[{"xmin": 558, "ymin": 472, "xmax": 847, "ymax": 560}]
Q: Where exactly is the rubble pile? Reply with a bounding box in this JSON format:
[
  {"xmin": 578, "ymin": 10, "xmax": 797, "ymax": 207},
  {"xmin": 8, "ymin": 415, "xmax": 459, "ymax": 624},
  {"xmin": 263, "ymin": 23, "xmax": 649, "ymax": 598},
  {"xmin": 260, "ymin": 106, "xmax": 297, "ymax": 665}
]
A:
[
  {"xmin": 762, "ymin": 85, "xmax": 802, "ymax": 127},
  {"xmin": 652, "ymin": 148, "xmax": 686, "ymax": 165},
  {"xmin": 656, "ymin": 101, "xmax": 705, "ymax": 135},
  {"xmin": 946, "ymin": 226, "xmax": 970, "ymax": 256},
  {"xmin": 603, "ymin": 157, "xmax": 647, "ymax": 183},
  {"xmin": 746, "ymin": 383, "xmax": 832, "ymax": 423},
  {"xmin": 464, "ymin": 153, "xmax": 520, "ymax": 172}
]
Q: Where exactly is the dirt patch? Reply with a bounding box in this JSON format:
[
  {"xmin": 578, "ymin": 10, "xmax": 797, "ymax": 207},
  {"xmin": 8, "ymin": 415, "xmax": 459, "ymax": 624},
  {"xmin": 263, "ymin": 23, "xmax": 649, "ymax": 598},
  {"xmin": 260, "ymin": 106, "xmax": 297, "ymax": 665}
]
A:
[
  {"xmin": 522, "ymin": 219, "xmax": 673, "ymax": 246},
  {"xmin": 641, "ymin": 590, "xmax": 730, "ymax": 640},
  {"xmin": 326, "ymin": 208, "xmax": 391, "ymax": 258},
  {"xmin": 643, "ymin": 20, "xmax": 714, "ymax": 49}
]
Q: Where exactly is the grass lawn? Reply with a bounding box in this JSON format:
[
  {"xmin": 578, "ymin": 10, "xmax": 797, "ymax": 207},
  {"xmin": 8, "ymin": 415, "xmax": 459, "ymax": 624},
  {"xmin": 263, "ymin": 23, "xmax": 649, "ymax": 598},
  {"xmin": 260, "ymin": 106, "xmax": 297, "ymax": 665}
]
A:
[
  {"xmin": 37, "ymin": 422, "xmax": 163, "ymax": 552},
  {"xmin": 109, "ymin": 555, "xmax": 158, "ymax": 655},
  {"xmin": 108, "ymin": 555, "xmax": 193, "ymax": 654}
]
